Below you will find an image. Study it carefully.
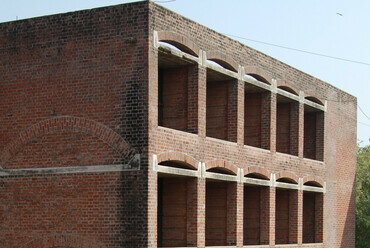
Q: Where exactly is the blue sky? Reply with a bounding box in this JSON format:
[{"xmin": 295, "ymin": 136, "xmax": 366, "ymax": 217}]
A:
[{"xmin": 1, "ymin": 0, "xmax": 369, "ymax": 145}]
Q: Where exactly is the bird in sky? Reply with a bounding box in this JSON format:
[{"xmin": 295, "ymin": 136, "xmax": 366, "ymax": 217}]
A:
[{"xmin": 336, "ymin": 13, "xmax": 343, "ymax": 16}]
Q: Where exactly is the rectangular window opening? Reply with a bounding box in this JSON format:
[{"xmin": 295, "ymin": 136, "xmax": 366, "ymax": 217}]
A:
[
  {"xmin": 303, "ymin": 192, "xmax": 323, "ymax": 243},
  {"xmin": 275, "ymin": 188, "xmax": 298, "ymax": 244},
  {"xmin": 304, "ymin": 106, "xmax": 324, "ymax": 161},
  {"xmin": 243, "ymin": 185, "xmax": 269, "ymax": 245},
  {"xmin": 157, "ymin": 176, "xmax": 197, "ymax": 247},
  {"xmin": 206, "ymin": 180, "xmax": 237, "ymax": 246},
  {"xmin": 206, "ymin": 68, "xmax": 237, "ymax": 142},
  {"xmin": 244, "ymin": 84, "xmax": 271, "ymax": 149},
  {"xmin": 276, "ymin": 96, "xmax": 299, "ymax": 155},
  {"xmin": 158, "ymin": 51, "xmax": 197, "ymax": 133}
]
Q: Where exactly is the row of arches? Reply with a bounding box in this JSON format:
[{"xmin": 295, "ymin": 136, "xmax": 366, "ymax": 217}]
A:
[
  {"xmin": 154, "ymin": 152, "xmax": 324, "ymax": 247},
  {"xmin": 156, "ymin": 30, "xmax": 325, "ymax": 160}
]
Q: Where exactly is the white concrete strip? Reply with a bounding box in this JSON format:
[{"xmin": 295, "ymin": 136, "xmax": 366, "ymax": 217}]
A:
[
  {"xmin": 0, "ymin": 164, "xmax": 138, "ymax": 176},
  {"xmin": 204, "ymin": 171, "xmax": 238, "ymax": 182},
  {"xmin": 276, "ymin": 88, "xmax": 300, "ymax": 102},
  {"xmin": 302, "ymin": 185, "xmax": 324, "ymax": 193},
  {"xmin": 158, "ymin": 43, "xmax": 199, "ymax": 64},
  {"xmin": 244, "ymin": 76, "xmax": 272, "ymax": 92},
  {"xmin": 206, "ymin": 60, "xmax": 239, "ymax": 79},
  {"xmin": 275, "ymin": 181, "xmax": 299, "ymax": 190},
  {"xmin": 156, "ymin": 164, "xmax": 198, "ymax": 178},
  {"xmin": 304, "ymin": 99, "xmax": 326, "ymax": 112},
  {"xmin": 243, "ymin": 177, "xmax": 271, "ymax": 187}
]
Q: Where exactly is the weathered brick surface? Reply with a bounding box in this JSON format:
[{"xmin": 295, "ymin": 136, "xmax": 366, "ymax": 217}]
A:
[{"xmin": 0, "ymin": 1, "xmax": 357, "ymax": 247}]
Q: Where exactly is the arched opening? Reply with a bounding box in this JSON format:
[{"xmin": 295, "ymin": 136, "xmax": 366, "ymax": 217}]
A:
[
  {"xmin": 305, "ymin": 96, "xmax": 324, "ymax": 106},
  {"xmin": 246, "ymin": 73, "xmax": 270, "ymax": 85},
  {"xmin": 304, "ymin": 104, "xmax": 324, "ymax": 161},
  {"xmin": 243, "ymin": 172, "xmax": 270, "ymax": 245},
  {"xmin": 278, "ymin": 86, "xmax": 298, "ymax": 96},
  {"xmin": 244, "ymin": 83, "xmax": 271, "ymax": 149},
  {"xmin": 275, "ymin": 177, "xmax": 298, "ymax": 245},
  {"xmin": 205, "ymin": 166, "xmax": 237, "ymax": 246},
  {"xmin": 276, "ymin": 94, "xmax": 299, "ymax": 156},
  {"xmin": 157, "ymin": 160, "xmax": 198, "ymax": 247}
]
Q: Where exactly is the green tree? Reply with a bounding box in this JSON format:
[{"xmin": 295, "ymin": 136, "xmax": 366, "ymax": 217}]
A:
[{"xmin": 356, "ymin": 145, "xmax": 370, "ymax": 248}]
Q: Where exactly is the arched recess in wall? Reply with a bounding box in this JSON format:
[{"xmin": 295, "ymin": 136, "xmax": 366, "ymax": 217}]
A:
[
  {"xmin": 244, "ymin": 166, "xmax": 270, "ymax": 180},
  {"xmin": 277, "ymin": 80, "xmax": 299, "ymax": 96},
  {"xmin": 157, "ymin": 151, "xmax": 198, "ymax": 170},
  {"xmin": 244, "ymin": 66, "xmax": 272, "ymax": 85},
  {"xmin": 303, "ymin": 175, "xmax": 324, "ymax": 187},
  {"xmin": 20, "ymin": 233, "xmax": 106, "ymax": 248},
  {"xmin": 0, "ymin": 116, "xmax": 138, "ymax": 169},
  {"xmin": 157, "ymin": 31, "xmax": 200, "ymax": 57},
  {"xmin": 305, "ymin": 96, "xmax": 324, "ymax": 106},
  {"xmin": 207, "ymin": 50, "xmax": 238, "ymax": 72},
  {"xmin": 204, "ymin": 160, "xmax": 238, "ymax": 175},
  {"xmin": 276, "ymin": 171, "xmax": 299, "ymax": 184}
]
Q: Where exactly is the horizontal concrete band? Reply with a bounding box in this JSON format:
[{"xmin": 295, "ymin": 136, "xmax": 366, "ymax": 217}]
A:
[
  {"xmin": 154, "ymin": 155, "xmax": 325, "ymax": 193},
  {"xmin": 0, "ymin": 164, "xmax": 139, "ymax": 177}
]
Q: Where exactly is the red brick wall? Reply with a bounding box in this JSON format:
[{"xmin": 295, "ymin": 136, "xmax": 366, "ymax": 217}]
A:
[
  {"xmin": 276, "ymin": 103, "xmax": 291, "ymax": 154},
  {"xmin": 244, "ymin": 186, "xmax": 261, "ymax": 244},
  {"xmin": 304, "ymin": 112, "xmax": 317, "ymax": 159},
  {"xmin": 245, "ymin": 93, "xmax": 262, "ymax": 147}
]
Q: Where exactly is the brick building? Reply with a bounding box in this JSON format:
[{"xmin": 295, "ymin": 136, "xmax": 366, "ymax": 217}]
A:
[{"xmin": 0, "ymin": 1, "xmax": 357, "ymax": 248}]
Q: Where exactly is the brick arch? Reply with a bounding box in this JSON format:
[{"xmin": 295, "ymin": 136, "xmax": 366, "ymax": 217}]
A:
[
  {"xmin": 244, "ymin": 66, "xmax": 272, "ymax": 85},
  {"xmin": 303, "ymin": 175, "xmax": 324, "ymax": 187},
  {"xmin": 0, "ymin": 116, "xmax": 137, "ymax": 168},
  {"xmin": 157, "ymin": 151, "xmax": 199, "ymax": 170},
  {"xmin": 20, "ymin": 233, "xmax": 106, "ymax": 248},
  {"xmin": 277, "ymin": 80, "xmax": 299, "ymax": 96},
  {"xmin": 244, "ymin": 166, "xmax": 270, "ymax": 179},
  {"xmin": 206, "ymin": 50, "xmax": 238, "ymax": 72},
  {"xmin": 204, "ymin": 160, "xmax": 238, "ymax": 175},
  {"xmin": 157, "ymin": 30, "xmax": 200, "ymax": 57},
  {"xmin": 275, "ymin": 171, "xmax": 299, "ymax": 184},
  {"xmin": 304, "ymin": 94, "xmax": 325, "ymax": 106}
]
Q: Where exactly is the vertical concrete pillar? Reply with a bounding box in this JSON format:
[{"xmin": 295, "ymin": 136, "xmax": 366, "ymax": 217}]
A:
[
  {"xmin": 198, "ymin": 65, "xmax": 207, "ymax": 138},
  {"xmin": 236, "ymin": 182, "xmax": 244, "ymax": 247},
  {"xmin": 197, "ymin": 177, "xmax": 206, "ymax": 248},
  {"xmin": 269, "ymin": 186, "xmax": 276, "ymax": 246},
  {"xmin": 237, "ymin": 80, "xmax": 245, "ymax": 146},
  {"xmin": 297, "ymin": 189, "xmax": 303, "ymax": 245}
]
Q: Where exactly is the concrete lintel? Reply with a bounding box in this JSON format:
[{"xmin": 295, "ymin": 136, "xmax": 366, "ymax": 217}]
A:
[
  {"xmin": 156, "ymin": 164, "xmax": 198, "ymax": 178},
  {"xmin": 204, "ymin": 171, "xmax": 238, "ymax": 182},
  {"xmin": 298, "ymin": 177, "xmax": 303, "ymax": 190},
  {"xmin": 152, "ymin": 154, "xmax": 158, "ymax": 171},
  {"xmin": 0, "ymin": 163, "xmax": 138, "ymax": 177},
  {"xmin": 271, "ymin": 79, "xmax": 278, "ymax": 94},
  {"xmin": 299, "ymin": 90, "xmax": 305, "ymax": 103},
  {"xmin": 153, "ymin": 30, "xmax": 159, "ymax": 48},
  {"xmin": 275, "ymin": 181, "xmax": 299, "ymax": 190},
  {"xmin": 238, "ymin": 168, "xmax": 244, "ymax": 183},
  {"xmin": 206, "ymin": 61, "xmax": 239, "ymax": 79},
  {"xmin": 302, "ymin": 185, "xmax": 324, "ymax": 193},
  {"xmin": 303, "ymin": 99, "xmax": 326, "ymax": 112},
  {"xmin": 158, "ymin": 43, "xmax": 199, "ymax": 64},
  {"xmin": 201, "ymin": 162, "xmax": 206, "ymax": 179},
  {"xmin": 243, "ymin": 177, "xmax": 271, "ymax": 187},
  {"xmin": 277, "ymin": 88, "xmax": 300, "ymax": 102},
  {"xmin": 270, "ymin": 173, "xmax": 276, "ymax": 187},
  {"xmin": 243, "ymin": 76, "xmax": 272, "ymax": 92},
  {"xmin": 238, "ymin": 65, "xmax": 244, "ymax": 81}
]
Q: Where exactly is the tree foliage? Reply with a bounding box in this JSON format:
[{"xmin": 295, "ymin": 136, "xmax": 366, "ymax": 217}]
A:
[{"xmin": 356, "ymin": 145, "xmax": 370, "ymax": 248}]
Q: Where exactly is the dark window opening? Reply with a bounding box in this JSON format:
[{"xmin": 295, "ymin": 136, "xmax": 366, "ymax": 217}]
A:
[
  {"xmin": 207, "ymin": 167, "xmax": 236, "ymax": 176},
  {"xmin": 275, "ymin": 189, "xmax": 298, "ymax": 244},
  {"xmin": 206, "ymin": 69, "xmax": 237, "ymax": 142},
  {"xmin": 158, "ymin": 176, "xmax": 197, "ymax": 247},
  {"xmin": 158, "ymin": 51, "xmax": 197, "ymax": 133},
  {"xmin": 304, "ymin": 105, "xmax": 324, "ymax": 161},
  {"xmin": 246, "ymin": 74, "xmax": 270, "ymax": 85},
  {"xmin": 244, "ymin": 84, "xmax": 271, "ymax": 149},
  {"xmin": 244, "ymin": 185, "xmax": 269, "ymax": 245},
  {"xmin": 245, "ymin": 173, "xmax": 269, "ymax": 180},
  {"xmin": 278, "ymin": 86, "xmax": 298, "ymax": 96},
  {"xmin": 159, "ymin": 161, "xmax": 197, "ymax": 170},
  {"xmin": 303, "ymin": 192, "xmax": 323, "ymax": 243},
  {"xmin": 206, "ymin": 181, "xmax": 236, "ymax": 246},
  {"xmin": 276, "ymin": 177, "xmax": 298, "ymax": 184},
  {"xmin": 276, "ymin": 95, "xmax": 299, "ymax": 155}
]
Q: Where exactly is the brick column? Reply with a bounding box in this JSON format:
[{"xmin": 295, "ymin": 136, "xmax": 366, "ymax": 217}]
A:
[
  {"xmin": 187, "ymin": 65, "xmax": 200, "ymax": 134},
  {"xmin": 290, "ymin": 102, "xmax": 300, "ymax": 156},
  {"xmin": 315, "ymin": 193, "xmax": 324, "ymax": 243},
  {"xmin": 270, "ymin": 92, "xmax": 277, "ymax": 153},
  {"xmin": 289, "ymin": 190, "xmax": 299, "ymax": 244},
  {"xmin": 226, "ymin": 182, "xmax": 237, "ymax": 245},
  {"xmin": 297, "ymin": 189, "xmax": 303, "ymax": 245},
  {"xmin": 227, "ymin": 80, "xmax": 239, "ymax": 143},
  {"xmin": 269, "ymin": 186, "xmax": 276, "ymax": 246},
  {"xmin": 198, "ymin": 65, "xmax": 207, "ymax": 138},
  {"xmin": 261, "ymin": 92, "xmax": 272, "ymax": 150},
  {"xmin": 236, "ymin": 182, "xmax": 244, "ymax": 247},
  {"xmin": 237, "ymin": 80, "xmax": 245, "ymax": 145},
  {"xmin": 298, "ymin": 97, "xmax": 305, "ymax": 158},
  {"xmin": 316, "ymin": 111, "xmax": 325, "ymax": 161},
  {"xmin": 260, "ymin": 186, "xmax": 270, "ymax": 245},
  {"xmin": 197, "ymin": 177, "xmax": 206, "ymax": 248},
  {"xmin": 187, "ymin": 178, "xmax": 198, "ymax": 246}
]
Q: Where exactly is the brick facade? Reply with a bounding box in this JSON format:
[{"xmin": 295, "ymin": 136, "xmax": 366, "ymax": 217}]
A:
[{"xmin": 0, "ymin": 1, "xmax": 356, "ymax": 248}]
